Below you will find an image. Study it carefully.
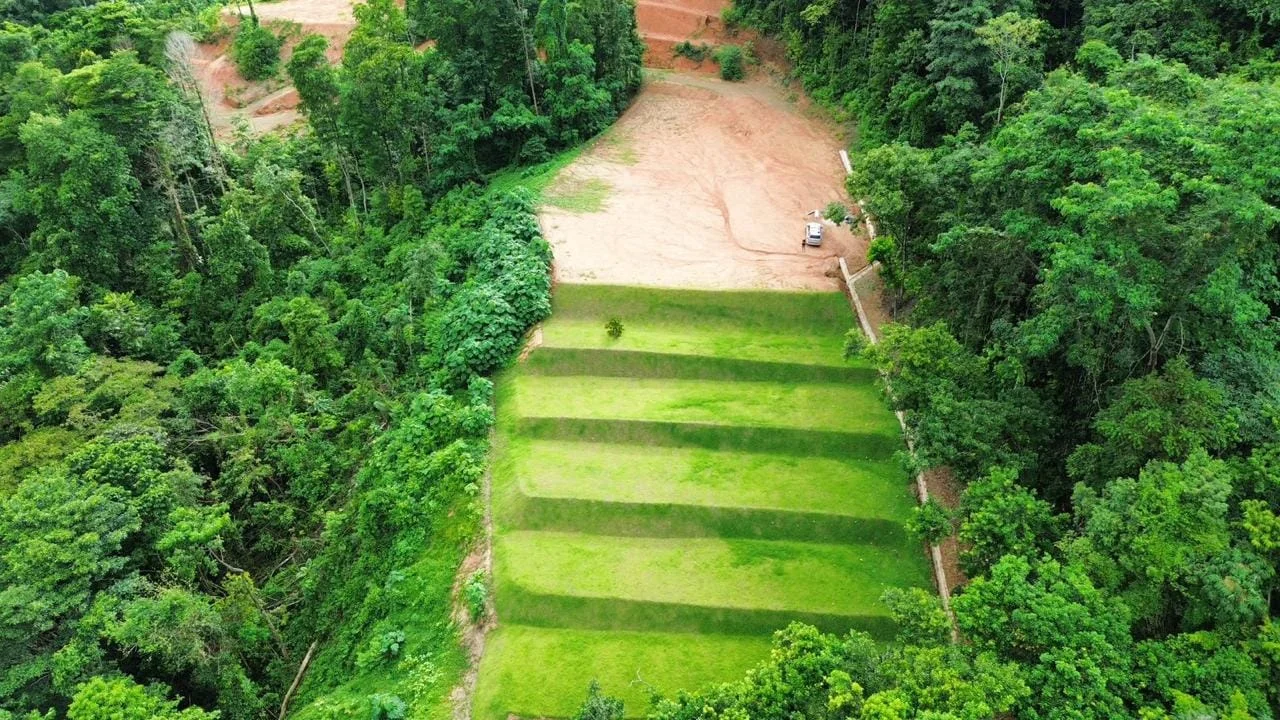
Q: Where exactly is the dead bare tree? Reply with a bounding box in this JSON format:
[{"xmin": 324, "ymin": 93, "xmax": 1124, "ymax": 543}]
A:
[{"xmin": 165, "ymin": 31, "xmax": 228, "ymax": 191}]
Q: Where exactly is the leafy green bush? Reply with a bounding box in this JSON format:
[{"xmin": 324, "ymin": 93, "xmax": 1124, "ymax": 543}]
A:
[
  {"xmin": 842, "ymin": 327, "xmax": 867, "ymax": 359},
  {"xmin": 824, "ymin": 201, "xmax": 849, "ymax": 225},
  {"xmin": 881, "ymin": 587, "xmax": 951, "ymax": 646},
  {"xmin": 465, "ymin": 571, "xmax": 487, "ymax": 621},
  {"xmin": 572, "ymin": 681, "xmax": 624, "ymax": 720},
  {"xmin": 907, "ymin": 497, "xmax": 953, "ymax": 545},
  {"xmin": 194, "ymin": 4, "xmax": 232, "ymax": 42},
  {"xmin": 231, "ymin": 18, "xmax": 281, "ymax": 81},
  {"xmin": 605, "ymin": 318, "xmax": 624, "ymax": 340},
  {"xmin": 356, "ymin": 629, "xmax": 406, "ymax": 669},
  {"xmin": 714, "ymin": 45, "xmax": 746, "ymax": 81},
  {"xmin": 369, "ymin": 693, "xmax": 407, "ymax": 720},
  {"xmin": 673, "ymin": 40, "xmax": 712, "ymax": 62}
]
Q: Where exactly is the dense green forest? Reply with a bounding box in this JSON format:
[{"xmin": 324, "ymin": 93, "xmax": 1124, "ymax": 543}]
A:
[
  {"xmin": 0, "ymin": 0, "xmax": 640, "ymax": 718},
  {"xmin": 631, "ymin": 0, "xmax": 1280, "ymax": 718}
]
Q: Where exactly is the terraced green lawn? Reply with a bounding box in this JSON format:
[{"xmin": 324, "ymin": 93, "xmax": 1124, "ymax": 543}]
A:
[
  {"xmin": 511, "ymin": 375, "xmax": 900, "ymax": 433},
  {"xmin": 511, "ymin": 439, "xmax": 912, "ymax": 519},
  {"xmin": 543, "ymin": 321, "xmax": 850, "ymax": 366},
  {"xmin": 498, "ymin": 532, "xmax": 927, "ymax": 614},
  {"xmin": 475, "ymin": 285, "xmax": 930, "ymax": 719},
  {"xmin": 474, "ymin": 627, "xmax": 770, "ymax": 720}
]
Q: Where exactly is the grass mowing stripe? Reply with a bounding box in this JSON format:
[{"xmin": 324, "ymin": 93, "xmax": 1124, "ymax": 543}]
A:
[
  {"xmin": 512, "ymin": 376, "xmax": 897, "ymax": 434},
  {"xmin": 541, "ymin": 320, "xmax": 852, "ymax": 366},
  {"xmin": 495, "ymin": 532, "xmax": 932, "ymax": 617},
  {"xmin": 506, "ymin": 494, "xmax": 910, "ymax": 545},
  {"xmin": 515, "ymin": 418, "xmax": 902, "ymax": 460},
  {"xmin": 511, "ymin": 439, "xmax": 914, "ymax": 520},
  {"xmin": 548, "ymin": 284, "xmax": 852, "ymax": 333},
  {"xmin": 523, "ymin": 347, "xmax": 879, "ymax": 383},
  {"xmin": 473, "ymin": 626, "xmax": 770, "ymax": 720},
  {"xmin": 498, "ymin": 583, "xmax": 899, "ymax": 639}
]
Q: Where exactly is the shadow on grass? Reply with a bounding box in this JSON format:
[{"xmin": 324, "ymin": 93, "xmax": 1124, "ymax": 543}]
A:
[
  {"xmin": 499, "ymin": 584, "xmax": 898, "ymax": 640},
  {"xmin": 516, "ymin": 417, "xmax": 900, "ymax": 460},
  {"xmin": 524, "ymin": 348, "xmax": 878, "ymax": 384},
  {"xmin": 509, "ymin": 494, "xmax": 909, "ymax": 545}
]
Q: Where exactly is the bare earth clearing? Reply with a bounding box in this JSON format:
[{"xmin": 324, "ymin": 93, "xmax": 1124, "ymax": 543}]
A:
[
  {"xmin": 543, "ymin": 71, "xmax": 859, "ymax": 290},
  {"xmin": 191, "ymin": 0, "xmax": 358, "ymax": 136}
]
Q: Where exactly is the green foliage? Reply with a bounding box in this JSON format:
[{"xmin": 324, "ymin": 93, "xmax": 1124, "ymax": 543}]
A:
[
  {"xmin": 714, "ymin": 44, "xmax": 746, "ymax": 81},
  {"xmin": 823, "ymin": 201, "xmax": 849, "ymax": 225},
  {"xmin": 958, "ymin": 467, "xmax": 1061, "ymax": 576},
  {"xmin": 572, "ymin": 680, "xmax": 624, "ymax": 720},
  {"xmin": 906, "ymin": 497, "xmax": 952, "ymax": 544},
  {"xmin": 604, "ymin": 317, "xmax": 623, "ymax": 340},
  {"xmin": 659, "ymin": 3, "xmax": 1280, "ymax": 717},
  {"xmin": 67, "ymin": 676, "xmax": 216, "ymax": 720},
  {"xmin": 672, "ymin": 40, "xmax": 711, "ymax": 62},
  {"xmin": 842, "ymin": 327, "xmax": 868, "ymax": 360},
  {"xmin": 0, "ymin": 4, "xmax": 559, "ymax": 716},
  {"xmin": 976, "ymin": 12, "xmax": 1048, "ymax": 124},
  {"xmin": 368, "ymin": 693, "xmax": 406, "ymax": 720},
  {"xmin": 881, "ymin": 587, "xmax": 950, "ymax": 646},
  {"xmin": 230, "ymin": 18, "xmax": 280, "ymax": 82},
  {"xmin": 464, "ymin": 572, "xmax": 488, "ymax": 622}
]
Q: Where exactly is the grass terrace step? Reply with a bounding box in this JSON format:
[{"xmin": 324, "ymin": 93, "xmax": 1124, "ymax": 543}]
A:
[
  {"xmin": 514, "ymin": 417, "xmax": 902, "ymax": 460},
  {"xmin": 503, "ymin": 494, "xmax": 910, "ymax": 545},
  {"xmin": 505, "ymin": 439, "xmax": 914, "ymax": 520},
  {"xmin": 494, "ymin": 532, "xmax": 931, "ymax": 619},
  {"xmin": 523, "ymin": 347, "xmax": 879, "ymax": 383},
  {"xmin": 549, "ymin": 284, "xmax": 853, "ymax": 333},
  {"xmin": 473, "ymin": 626, "xmax": 771, "ymax": 720},
  {"xmin": 476, "ymin": 285, "xmax": 929, "ymax": 720},
  {"xmin": 498, "ymin": 583, "xmax": 899, "ymax": 638},
  {"xmin": 539, "ymin": 284, "xmax": 860, "ymax": 366},
  {"xmin": 510, "ymin": 375, "xmax": 898, "ymax": 434},
  {"xmin": 542, "ymin": 320, "xmax": 852, "ymax": 366}
]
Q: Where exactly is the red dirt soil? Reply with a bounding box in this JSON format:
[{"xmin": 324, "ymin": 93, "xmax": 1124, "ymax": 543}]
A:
[
  {"xmin": 542, "ymin": 71, "xmax": 859, "ymax": 291},
  {"xmin": 192, "ymin": 0, "xmax": 360, "ymax": 136},
  {"xmin": 194, "ymin": 0, "xmax": 754, "ymax": 135},
  {"xmin": 637, "ymin": 0, "xmax": 751, "ymax": 72}
]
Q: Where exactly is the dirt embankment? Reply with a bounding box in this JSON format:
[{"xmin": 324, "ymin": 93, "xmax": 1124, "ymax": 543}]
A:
[
  {"xmin": 636, "ymin": 0, "xmax": 757, "ymax": 72},
  {"xmin": 190, "ymin": 0, "xmax": 359, "ymax": 136}
]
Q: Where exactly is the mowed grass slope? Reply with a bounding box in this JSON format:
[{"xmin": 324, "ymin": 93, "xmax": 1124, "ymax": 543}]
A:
[{"xmin": 475, "ymin": 285, "xmax": 930, "ymax": 719}]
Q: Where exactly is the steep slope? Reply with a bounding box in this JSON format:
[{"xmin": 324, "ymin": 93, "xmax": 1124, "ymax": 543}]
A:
[{"xmin": 473, "ymin": 286, "xmax": 929, "ymax": 719}]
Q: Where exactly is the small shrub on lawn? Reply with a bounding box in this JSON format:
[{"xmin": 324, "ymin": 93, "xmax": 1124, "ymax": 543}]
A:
[
  {"xmin": 673, "ymin": 40, "xmax": 712, "ymax": 62},
  {"xmin": 572, "ymin": 681, "xmax": 624, "ymax": 720},
  {"xmin": 843, "ymin": 327, "xmax": 868, "ymax": 359},
  {"xmin": 464, "ymin": 571, "xmax": 488, "ymax": 621},
  {"xmin": 605, "ymin": 317, "xmax": 624, "ymax": 340},
  {"xmin": 231, "ymin": 17, "xmax": 281, "ymax": 81},
  {"xmin": 715, "ymin": 45, "xmax": 746, "ymax": 81}
]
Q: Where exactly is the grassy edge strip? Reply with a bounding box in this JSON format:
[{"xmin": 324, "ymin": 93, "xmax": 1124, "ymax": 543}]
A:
[
  {"xmin": 514, "ymin": 417, "xmax": 901, "ymax": 460},
  {"xmin": 522, "ymin": 347, "xmax": 878, "ymax": 383},
  {"xmin": 504, "ymin": 494, "xmax": 909, "ymax": 545},
  {"xmin": 496, "ymin": 583, "xmax": 899, "ymax": 640}
]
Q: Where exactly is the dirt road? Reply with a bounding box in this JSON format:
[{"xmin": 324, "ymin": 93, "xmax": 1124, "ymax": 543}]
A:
[{"xmin": 541, "ymin": 0, "xmax": 859, "ymax": 290}]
